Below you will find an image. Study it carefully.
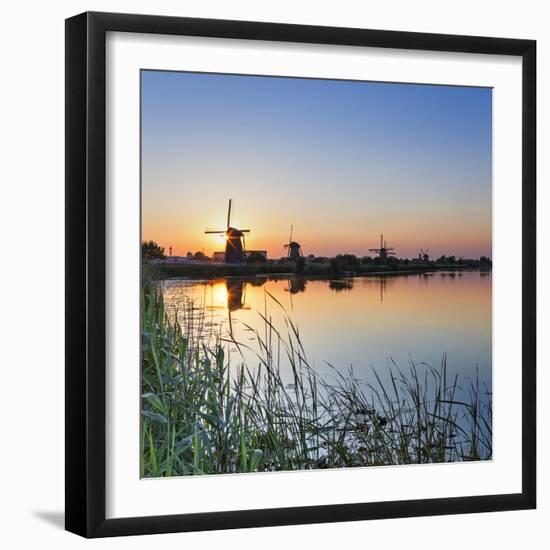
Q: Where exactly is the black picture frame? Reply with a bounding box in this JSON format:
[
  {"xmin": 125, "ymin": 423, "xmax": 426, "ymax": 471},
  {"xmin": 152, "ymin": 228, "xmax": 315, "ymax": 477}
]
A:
[{"xmin": 65, "ymin": 11, "xmax": 536, "ymax": 538}]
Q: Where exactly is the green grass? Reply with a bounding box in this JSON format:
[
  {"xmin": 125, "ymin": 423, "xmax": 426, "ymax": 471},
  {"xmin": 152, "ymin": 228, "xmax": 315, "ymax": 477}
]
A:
[{"xmin": 141, "ymin": 283, "xmax": 492, "ymax": 477}]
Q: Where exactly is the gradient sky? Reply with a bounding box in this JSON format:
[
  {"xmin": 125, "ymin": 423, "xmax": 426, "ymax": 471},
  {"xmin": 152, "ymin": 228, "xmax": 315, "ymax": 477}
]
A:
[{"xmin": 141, "ymin": 70, "xmax": 492, "ymax": 259}]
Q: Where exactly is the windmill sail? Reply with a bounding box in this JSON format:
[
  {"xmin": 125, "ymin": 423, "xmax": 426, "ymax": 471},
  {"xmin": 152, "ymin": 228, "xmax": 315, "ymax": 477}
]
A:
[
  {"xmin": 369, "ymin": 234, "xmax": 396, "ymax": 259},
  {"xmin": 205, "ymin": 199, "xmax": 250, "ymax": 263},
  {"xmin": 283, "ymin": 224, "xmax": 302, "ymax": 260}
]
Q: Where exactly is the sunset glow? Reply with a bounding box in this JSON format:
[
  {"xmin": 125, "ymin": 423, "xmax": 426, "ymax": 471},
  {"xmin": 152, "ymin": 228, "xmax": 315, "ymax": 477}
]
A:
[{"xmin": 141, "ymin": 71, "xmax": 492, "ymax": 259}]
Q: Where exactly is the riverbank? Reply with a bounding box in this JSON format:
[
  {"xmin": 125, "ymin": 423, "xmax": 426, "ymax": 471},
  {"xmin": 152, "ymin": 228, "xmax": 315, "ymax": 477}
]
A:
[
  {"xmin": 141, "ymin": 283, "xmax": 492, "ymax": 477},
  {"xmin": 145, "ymin": 259, "xmax": 491, "ymax": 280}
]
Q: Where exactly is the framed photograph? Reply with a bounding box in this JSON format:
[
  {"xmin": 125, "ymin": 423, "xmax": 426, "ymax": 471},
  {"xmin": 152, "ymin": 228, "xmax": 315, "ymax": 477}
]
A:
[{"xmin": 65, "ymin": 11, "xmax": 536, "ymax": 538}]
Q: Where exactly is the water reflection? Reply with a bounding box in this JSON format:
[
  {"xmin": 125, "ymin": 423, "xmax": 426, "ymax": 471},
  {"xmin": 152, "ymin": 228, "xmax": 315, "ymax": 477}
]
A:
[
  {"xmin": 164, "ymin": 271, "xmax": 491, "ymax": 315},
  {"xmin": 226, "ymin": 279, "xmax": 248, "ymax": 312},
  {"xmin": 354, "ymin": 276, "xmax": 395, "ymax": 302},
  {"xmin": 286, "ymin": 277, "xmax": 307, "ymax": 294},
  {"xmin": 329, "ymin": 279, "xmax": 354, "ymax": 292},
  {"xmin": 162, "ymin": 271, "xmax": 492, "ymax": 393},
  {"xmin": 221, "ymin": 279, "xmax": 253, "ymax": 337}
]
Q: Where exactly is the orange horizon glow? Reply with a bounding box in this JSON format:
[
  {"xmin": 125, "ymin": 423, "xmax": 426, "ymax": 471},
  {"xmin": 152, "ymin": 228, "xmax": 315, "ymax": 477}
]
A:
[
  {"xmin": 142, "ymin": 203, "xmax": 492, "ymax": 260},
  {"xmin": 141, "ymin": 72, "xmax": 492, "ymax": 261}
]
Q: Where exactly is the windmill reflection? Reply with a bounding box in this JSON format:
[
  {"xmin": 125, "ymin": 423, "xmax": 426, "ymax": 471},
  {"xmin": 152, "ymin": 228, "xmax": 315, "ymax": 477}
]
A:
[
  {"xmin": 206, "ymin": 279, "xmax": 255, "ymax": 313},
  {"xmin": 204, "ymin": 279, "xmax": 253, "ymax": 339},
  {"xmin": 284, "ymin": 277, "xmax": 307, "ymax": 310},
  {"xmin": 287, "ymin": 277, "xmax": 307, "ymax": 294},
  {"xmin": 223, "ymin": 279, "xmax": 252, "ymax": 339},
  {"xmin": 226, "ymin": 279, "xmax": 247, "ymax": 312},
  {"xmin": 378, "ymin": 277, "xmax": 386, "ymax": 303},
  {"xmin": 357, "ymin": 276, "xmax": 396, "ymax": 303}
]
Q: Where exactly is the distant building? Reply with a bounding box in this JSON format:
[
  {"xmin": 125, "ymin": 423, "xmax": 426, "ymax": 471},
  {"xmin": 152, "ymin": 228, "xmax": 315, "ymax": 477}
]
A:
[
  {"xmin": 245, "ymin": 250, "xmax": 267, "ymax": 261},
  {"xmin": 212, "ymin": 250, "xmax": 267, "ymax": 262}
]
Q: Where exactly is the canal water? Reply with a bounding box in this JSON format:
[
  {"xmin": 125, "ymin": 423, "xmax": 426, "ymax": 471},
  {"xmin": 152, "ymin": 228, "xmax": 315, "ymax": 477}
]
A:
[{"xmin": 161, "ymin": 271, "xmax": 492, "ymax": 393}]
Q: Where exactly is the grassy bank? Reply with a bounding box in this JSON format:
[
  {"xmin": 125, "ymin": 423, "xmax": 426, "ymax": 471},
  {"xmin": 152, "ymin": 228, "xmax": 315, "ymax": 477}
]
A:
[
  {"xmin": 141, "ymin": 284, "xmax": 492, "ymax": 477},
  {"xmin": 146, "ymin": 260, "xmax": 490, "ymax": 280}
]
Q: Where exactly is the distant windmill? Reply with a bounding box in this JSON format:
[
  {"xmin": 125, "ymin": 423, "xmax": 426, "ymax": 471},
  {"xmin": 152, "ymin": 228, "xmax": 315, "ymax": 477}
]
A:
[
  {"xmin": 369, "ymin": 234, "xmax": 396, "ymax": 260},
  {"xmin": 205, "ymin": 199, "xmax": 250, "ymax": 264},
  {"xmin": 284, "ymin": 225, "xmax": 303, "ymax": 260},
  {"xmin": 420, "ymin": 248, "xmax": 430, "ymax": 262}
]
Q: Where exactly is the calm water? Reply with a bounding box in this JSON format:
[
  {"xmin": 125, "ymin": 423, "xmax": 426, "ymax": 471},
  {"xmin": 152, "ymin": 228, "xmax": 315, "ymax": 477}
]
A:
[{"xmin": 162, "ymin": 271, "xmax": 492, "ymax": 391}]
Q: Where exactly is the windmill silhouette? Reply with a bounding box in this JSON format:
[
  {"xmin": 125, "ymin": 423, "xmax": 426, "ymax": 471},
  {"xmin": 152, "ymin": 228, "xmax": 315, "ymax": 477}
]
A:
[
  {"xmin": 205, "ymin": 199, "xmax": 250, "ymax": 264},
  {"xmin": 283, "ymin": 225, "xmax": 302, "ymax": 260},
  {"xmin": 369, "ymin": 234, "xmax": 396, "ymax": 260},
  {"xmin": 420, "ymin": 248, "xmax": 430, "ymax": 262}
]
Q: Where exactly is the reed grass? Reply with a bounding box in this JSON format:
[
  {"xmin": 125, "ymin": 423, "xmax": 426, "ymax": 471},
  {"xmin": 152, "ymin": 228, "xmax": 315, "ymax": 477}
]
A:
[{"xmin": 141, "ymin": 283, "xmax": 492, "ymax": 477}]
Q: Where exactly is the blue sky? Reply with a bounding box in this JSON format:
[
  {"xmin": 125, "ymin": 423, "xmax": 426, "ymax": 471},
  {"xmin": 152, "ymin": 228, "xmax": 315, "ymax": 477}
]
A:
[{"xmin": 141, "ymin": 70, "xmax": 492, "ymax": 259}]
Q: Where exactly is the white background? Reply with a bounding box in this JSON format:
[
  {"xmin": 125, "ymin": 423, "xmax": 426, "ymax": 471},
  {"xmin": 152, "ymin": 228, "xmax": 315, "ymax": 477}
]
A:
[{"xmin": 0, "ymin": 0, "xmax": 546, "ymax": 548}]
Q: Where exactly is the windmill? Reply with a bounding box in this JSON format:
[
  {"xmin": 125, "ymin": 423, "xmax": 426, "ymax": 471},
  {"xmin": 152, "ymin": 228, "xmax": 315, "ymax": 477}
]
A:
[
  {"xmin": 420, "ymin": 248, "xmax": 430, "ymax": 262},
  {"xmin": 283, "ymin": 225, "xmax": 303, "ymax": 260},
  {"xmin": 369, "ymin": 234, "xmax": 396, "ymax": 260},
  {"xmin": 205, "ymin": 199, "xmax": 250, "ymax": 264}
]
